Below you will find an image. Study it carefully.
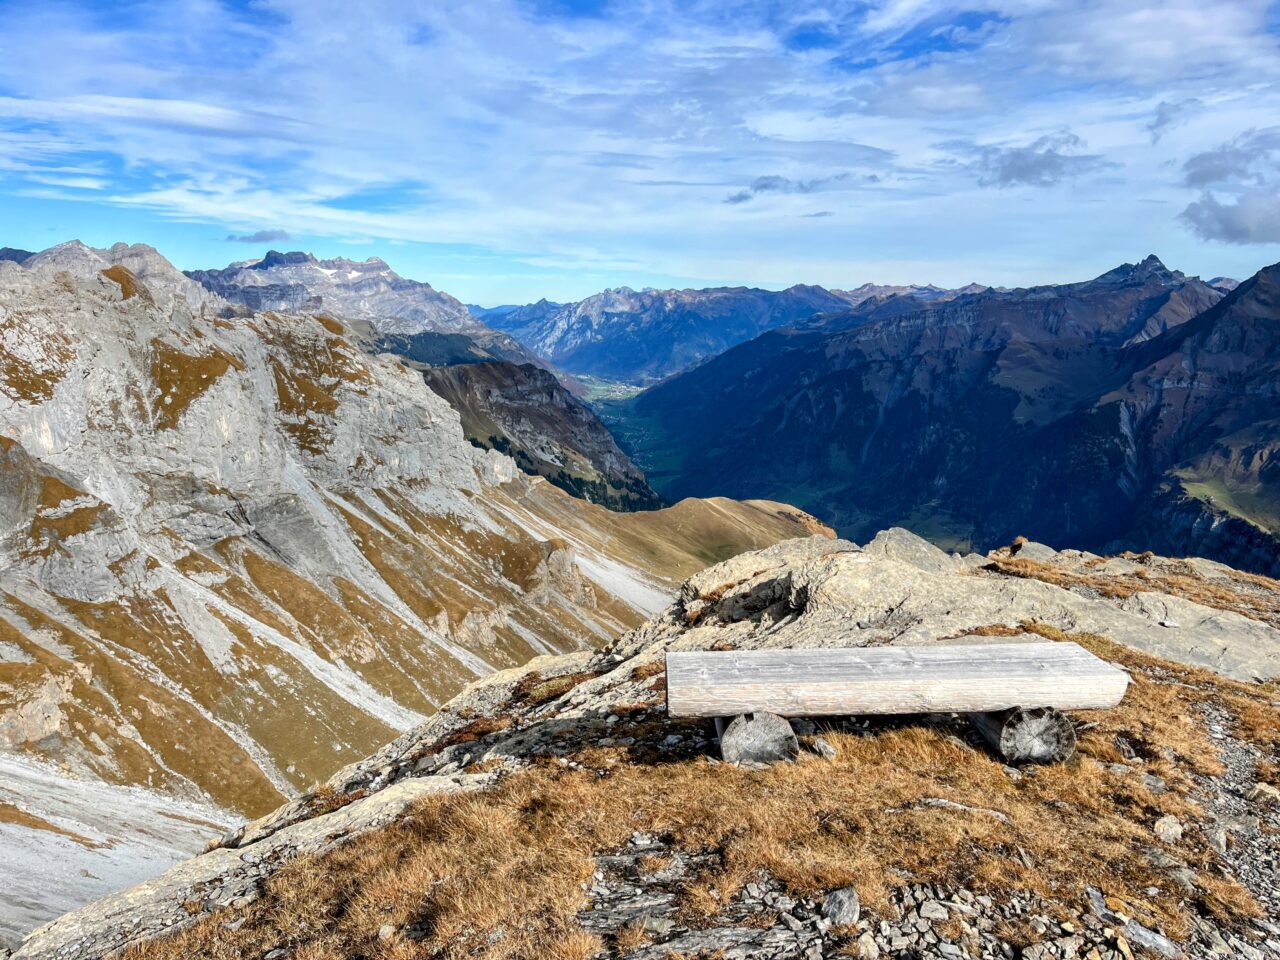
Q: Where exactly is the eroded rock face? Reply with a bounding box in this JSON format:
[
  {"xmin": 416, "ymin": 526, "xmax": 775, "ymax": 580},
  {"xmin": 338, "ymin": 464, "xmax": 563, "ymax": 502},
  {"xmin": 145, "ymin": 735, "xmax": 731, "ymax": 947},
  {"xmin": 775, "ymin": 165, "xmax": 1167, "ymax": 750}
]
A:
[
  {"xmin": 0, "ymin": 244, "xmax": 825, "ymax": 944},
  {"xmin": 17, "ymin": 529, "xmax": 1278, "ymax": 960}
]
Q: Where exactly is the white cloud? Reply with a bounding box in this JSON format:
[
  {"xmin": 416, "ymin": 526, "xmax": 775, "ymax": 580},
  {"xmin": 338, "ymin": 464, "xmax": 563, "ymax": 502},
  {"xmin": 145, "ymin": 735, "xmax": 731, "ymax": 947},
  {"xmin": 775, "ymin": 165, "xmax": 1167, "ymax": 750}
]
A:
[
  {"xmin": 0, "ymin": 0, "xmax": 1278, "ymax": 296},
  {"xmin": 1182, "ymin": 188, "xmax": 1280, "ymax": 244}
]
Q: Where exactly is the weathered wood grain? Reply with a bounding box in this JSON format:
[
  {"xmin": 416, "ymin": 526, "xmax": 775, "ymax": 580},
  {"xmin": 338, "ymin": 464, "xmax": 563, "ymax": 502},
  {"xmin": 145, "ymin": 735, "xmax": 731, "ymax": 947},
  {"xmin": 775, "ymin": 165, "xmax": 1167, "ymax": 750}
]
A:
[
  {"xmin": 665, "ymin": 642, "xmax": 1129, "ymax": 718},
  {"xmin": 718, "ymin": 712, "xmax": 799, "ymax": 764},
  {"xmin": 967, "ymin": 707, "xmax": 1077, "ymax": 763}
]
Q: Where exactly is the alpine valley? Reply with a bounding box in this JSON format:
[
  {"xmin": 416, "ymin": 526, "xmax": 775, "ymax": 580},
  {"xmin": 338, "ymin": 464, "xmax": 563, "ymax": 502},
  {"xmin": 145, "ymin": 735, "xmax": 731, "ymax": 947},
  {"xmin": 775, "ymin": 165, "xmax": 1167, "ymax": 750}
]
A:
[{"xmin": 584, "ymin": 257, "xmax": 1280, "ymax": 577}]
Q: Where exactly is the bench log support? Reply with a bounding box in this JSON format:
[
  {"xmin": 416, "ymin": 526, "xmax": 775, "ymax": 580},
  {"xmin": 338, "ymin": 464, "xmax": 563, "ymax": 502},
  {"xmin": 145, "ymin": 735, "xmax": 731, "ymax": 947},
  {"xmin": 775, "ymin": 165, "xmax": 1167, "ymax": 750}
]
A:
[
  {"xmin": 717, "ymin": 712, "xmax": 799, "ymax": 765},
  {"xmin": 967, "ymin": 706, "xmax": 1077, "ymax": 763}
]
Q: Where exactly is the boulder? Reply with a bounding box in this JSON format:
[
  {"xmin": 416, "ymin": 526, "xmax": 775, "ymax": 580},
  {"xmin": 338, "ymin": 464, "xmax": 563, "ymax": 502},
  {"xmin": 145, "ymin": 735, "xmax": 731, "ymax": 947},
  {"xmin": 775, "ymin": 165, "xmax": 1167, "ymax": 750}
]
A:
[{"xmin": 821, "ymin": 886, "xmax": 861, "ymax": 927}]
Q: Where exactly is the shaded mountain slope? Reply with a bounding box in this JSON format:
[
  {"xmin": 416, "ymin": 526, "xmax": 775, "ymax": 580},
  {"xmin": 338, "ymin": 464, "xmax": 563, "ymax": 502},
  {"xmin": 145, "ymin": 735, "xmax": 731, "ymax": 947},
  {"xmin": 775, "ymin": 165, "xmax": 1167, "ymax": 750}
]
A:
[
  {"xmin": 422, "ymin": 362, "xmax": 662, "ymax": 512},
  {"xmin": 611, "ymin": 257, "xmax": 1279, "ymax": 569},
  {"xmin": 0, "ymin": 242, "xmax": 827, "ymax": 944},
  {"xmin": 17, "ymin": 532, "xmax": 1279, "ymax": 960}
]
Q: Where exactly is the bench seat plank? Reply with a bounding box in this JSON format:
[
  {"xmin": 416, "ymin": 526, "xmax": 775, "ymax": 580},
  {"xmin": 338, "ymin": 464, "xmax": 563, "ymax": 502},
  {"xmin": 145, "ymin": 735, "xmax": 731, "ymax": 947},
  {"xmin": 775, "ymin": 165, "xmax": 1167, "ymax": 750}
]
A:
[{"xmin": 665, "ymin": 642, "xmax": 1129, "ymax": 718}]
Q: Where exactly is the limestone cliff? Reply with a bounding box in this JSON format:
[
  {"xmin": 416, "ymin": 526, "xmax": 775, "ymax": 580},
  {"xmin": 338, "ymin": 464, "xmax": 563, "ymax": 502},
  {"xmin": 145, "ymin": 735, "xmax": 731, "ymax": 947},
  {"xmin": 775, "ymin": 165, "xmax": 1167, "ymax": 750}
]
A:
[{"xmin": 0, "ymin": 243, "xmax": 826, "ymax": 944}]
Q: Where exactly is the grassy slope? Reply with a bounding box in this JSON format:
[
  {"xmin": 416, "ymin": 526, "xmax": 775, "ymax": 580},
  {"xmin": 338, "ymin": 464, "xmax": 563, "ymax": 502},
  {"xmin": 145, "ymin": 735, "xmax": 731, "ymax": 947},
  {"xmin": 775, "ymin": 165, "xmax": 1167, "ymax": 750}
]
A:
[{"xmin": 124, "ymin": 624, "xmax": 1278, "ymax": 960}]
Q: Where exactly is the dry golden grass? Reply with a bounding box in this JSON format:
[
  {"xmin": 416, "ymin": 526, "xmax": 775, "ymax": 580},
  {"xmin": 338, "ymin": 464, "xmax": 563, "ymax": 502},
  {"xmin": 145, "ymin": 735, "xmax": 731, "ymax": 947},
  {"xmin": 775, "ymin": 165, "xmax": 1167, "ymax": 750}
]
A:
[
  {"xmin": 100, "ymin": 265, "xmax": 153, "ymax": 303},
  {"xmin": 510, "ymin": 670, "xmax": 600, "ymax": 708},
  {"xmin": 124, "ymin": 630, "xmax": 1277, "ymax": 960},
  {"xmin": 638, "ymin": 852, "xmax": 673, "ymax": 875},
  {"xmin": 0, "ymin": 316, "xmax": 76, "ymax": 402},
  {"xmin": 990, "ymin": 555, "xmax": 1280, "ymax": 628},
  {"xmin": 1257, "ymin": 758, "xmax": 1279, "ymax": 785},
  {"xmin": 149, "ymin": 338, "xmax": 245, "ymax": 431},
  {"xmin": 0, "ymin": 802, "xmax": 103, "ymax": 848},
  {"xmin": 26, "ymin": 474, "xmax": 109, "ymax": 553},
  {"xmin": 302, "ymin": 783, "xmax": 369, "ymax": 818},
  {"xmin": 313, "ymin": 314, "xmax": 345, "ymax": 336},
  {"xmin": 613, "ymin": 922, "xmax": 651, "ymax": 951},
  {"xmin": 430, "ymin": 713, "xmax": 514, "ymax": 753},
  {"xmin": 630, "ymin": 660, "xmax": 665, "ymax": 682}
]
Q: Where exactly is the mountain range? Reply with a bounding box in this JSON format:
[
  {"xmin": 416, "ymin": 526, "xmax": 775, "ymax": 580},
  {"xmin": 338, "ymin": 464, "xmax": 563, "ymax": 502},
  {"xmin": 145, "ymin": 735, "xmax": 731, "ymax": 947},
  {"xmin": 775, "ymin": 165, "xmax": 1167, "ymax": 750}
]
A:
[
  {"xmin": 20, "ymin": 243, "xmax": 1274, "ymax": 581},
  {"xmin": 4, "ymin": 235, "xmax": 1279, "ymax": 953},
  {"xmin": 485, "ymin": 284, "xmax": 862, "ymax": 383},
  {"xmin": 604, "ymin": 255, "xmax": 1280, "ymax": 574},
  {"xmin": 187, "ymin": 250, "xmax": 542, "ymax": 368},
  {"xmin": 0, "ymin": 241, "xmax": 822, "ymax": 942}
]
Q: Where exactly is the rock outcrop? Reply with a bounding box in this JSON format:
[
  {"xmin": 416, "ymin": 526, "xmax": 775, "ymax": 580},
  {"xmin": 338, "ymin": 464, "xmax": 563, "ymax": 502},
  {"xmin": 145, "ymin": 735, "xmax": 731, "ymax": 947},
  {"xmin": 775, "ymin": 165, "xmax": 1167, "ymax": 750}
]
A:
[{"xmin": 16, "ymin": 531, "xmax": 1279, "ymax": 960}]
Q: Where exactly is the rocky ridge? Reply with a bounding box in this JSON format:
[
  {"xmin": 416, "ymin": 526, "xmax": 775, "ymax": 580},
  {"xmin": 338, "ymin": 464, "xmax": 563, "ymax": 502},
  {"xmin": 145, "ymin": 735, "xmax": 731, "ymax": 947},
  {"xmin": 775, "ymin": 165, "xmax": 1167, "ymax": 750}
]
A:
[
  {"xmin": 16, "ymin": 530, "xmax": 1280, "ymax": 960},
  {"xmin": 0, "ymin": 242, "xmax": 822, "ymax": 944},
  {"xmin": 186, "ymin": 250, "xmax": 541, "ymax": 367},
  {"xmin": 488, "ymin": 284, "xmax": 862, "ymax": 383},
  {"xmin": 487, "ymin": 281, "xmax": 1006, "ymax": 385}
]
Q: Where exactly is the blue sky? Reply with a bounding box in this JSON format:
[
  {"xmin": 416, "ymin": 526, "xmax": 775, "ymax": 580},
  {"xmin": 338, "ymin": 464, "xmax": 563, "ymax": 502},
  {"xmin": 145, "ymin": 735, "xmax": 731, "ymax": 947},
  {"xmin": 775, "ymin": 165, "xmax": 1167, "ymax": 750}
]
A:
[{"xmin": 1, "ymin": 0, "xmax": 1279, "ymax": 304}]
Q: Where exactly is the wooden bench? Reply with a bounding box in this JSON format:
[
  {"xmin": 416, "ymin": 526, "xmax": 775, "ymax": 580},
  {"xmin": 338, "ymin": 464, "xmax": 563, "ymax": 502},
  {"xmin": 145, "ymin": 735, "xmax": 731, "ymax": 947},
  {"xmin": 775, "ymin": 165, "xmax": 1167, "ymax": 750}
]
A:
[{"xmin": 665, "ymin": 641, "xmax": 1130, "ymax": 764}]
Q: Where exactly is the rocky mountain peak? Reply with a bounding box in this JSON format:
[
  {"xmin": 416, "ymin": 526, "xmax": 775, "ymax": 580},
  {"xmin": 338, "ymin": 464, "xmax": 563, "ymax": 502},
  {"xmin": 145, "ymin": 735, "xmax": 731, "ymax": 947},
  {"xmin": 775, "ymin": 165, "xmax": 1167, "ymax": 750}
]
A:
[
  {"xmin": 1092, "ymin": 253, "xmax": 1184, "ymax": 287},
  {"xmin": 23, "ymin": 239, "xmax": 106, "ymax": 271},
  {"xmin": 186, "ymin": 251, "xmax": 549, "ymax": 366},
  {"xmin": 23, "ymin": 239, "xmax": 221, "ymax": 313},
  {"xmin": 249, "ymin": 250, "xmax": 319, "ymax": 270}
]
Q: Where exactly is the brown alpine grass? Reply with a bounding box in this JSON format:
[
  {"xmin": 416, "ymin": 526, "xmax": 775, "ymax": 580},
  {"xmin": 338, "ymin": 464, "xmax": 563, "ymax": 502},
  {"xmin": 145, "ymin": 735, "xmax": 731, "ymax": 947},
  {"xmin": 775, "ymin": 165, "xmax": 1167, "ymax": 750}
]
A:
[{"xmin": 121, "ymin": 630, "xmax": 1276, "ymax": 959}]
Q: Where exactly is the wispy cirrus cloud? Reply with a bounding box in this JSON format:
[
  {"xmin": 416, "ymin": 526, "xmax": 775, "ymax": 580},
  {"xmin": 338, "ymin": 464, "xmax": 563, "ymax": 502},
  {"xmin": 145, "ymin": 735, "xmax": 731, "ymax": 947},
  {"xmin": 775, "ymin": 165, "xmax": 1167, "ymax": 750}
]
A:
[
  {"xmin": 0, "ymin": 0, "xmax": 1277, "ymax": 300},
  {"xmin": 725, "ymin": 172, "xmax": 863, "ymax": 204}
]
